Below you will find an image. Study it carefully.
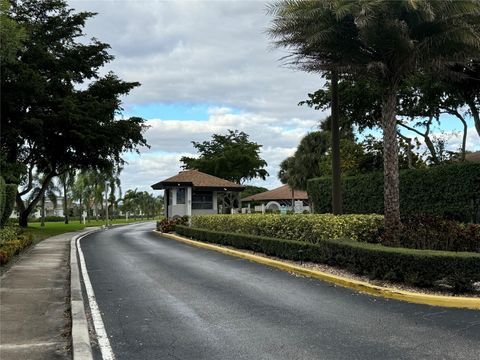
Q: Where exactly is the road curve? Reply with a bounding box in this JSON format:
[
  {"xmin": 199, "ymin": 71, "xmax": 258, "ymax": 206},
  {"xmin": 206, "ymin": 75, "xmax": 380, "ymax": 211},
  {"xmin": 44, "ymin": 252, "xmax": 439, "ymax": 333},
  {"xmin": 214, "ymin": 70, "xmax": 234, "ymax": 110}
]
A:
[{"xmin": 80, "ymin": 222, "xmax": 480, "ymax": 360}]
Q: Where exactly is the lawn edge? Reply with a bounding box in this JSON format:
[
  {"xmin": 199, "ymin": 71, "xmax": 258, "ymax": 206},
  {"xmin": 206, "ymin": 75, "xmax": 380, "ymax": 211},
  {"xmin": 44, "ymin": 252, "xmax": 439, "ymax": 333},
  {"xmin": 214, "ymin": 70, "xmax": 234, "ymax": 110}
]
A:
[{"xmin": 155, "ymin": 230, "xmax": 480, "ymax": 310}]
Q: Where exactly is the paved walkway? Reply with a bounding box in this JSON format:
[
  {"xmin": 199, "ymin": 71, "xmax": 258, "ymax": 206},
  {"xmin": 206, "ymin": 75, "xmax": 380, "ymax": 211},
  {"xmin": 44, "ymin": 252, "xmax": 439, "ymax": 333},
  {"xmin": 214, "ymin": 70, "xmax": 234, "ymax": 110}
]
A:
[{"xmin": 0, "ymin": 232, "xmax": 77, "ymax": 360}]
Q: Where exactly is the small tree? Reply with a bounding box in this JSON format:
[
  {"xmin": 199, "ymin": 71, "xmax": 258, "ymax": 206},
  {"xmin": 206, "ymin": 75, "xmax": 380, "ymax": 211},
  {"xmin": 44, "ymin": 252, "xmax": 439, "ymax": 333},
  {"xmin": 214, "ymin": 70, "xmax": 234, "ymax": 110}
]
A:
[{"xmin": 180, "ymin": 130, "xmax": 268, "ymax": 184}]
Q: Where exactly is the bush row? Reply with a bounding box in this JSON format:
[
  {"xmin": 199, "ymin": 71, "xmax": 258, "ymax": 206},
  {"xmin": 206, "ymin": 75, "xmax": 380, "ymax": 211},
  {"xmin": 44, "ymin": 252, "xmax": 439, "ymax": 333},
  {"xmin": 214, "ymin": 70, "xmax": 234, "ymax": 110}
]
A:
[
  {"xmin": 395, "ymin": 216, "xmax": 480, "ymax": 253},
  {"xmin": 191, "ymin": 214, "xmax": 384, "ymax": 244},
  {"xmin": 0, "ymin": 226, "xmax": 33, "ymax": 265},
  {"xmin": 307, "ymin": 163, "xmax": 480, "ymax": 223},
  {"xmin": 176, "ymin": 225, "xmax": 480, "ymax": 291}
]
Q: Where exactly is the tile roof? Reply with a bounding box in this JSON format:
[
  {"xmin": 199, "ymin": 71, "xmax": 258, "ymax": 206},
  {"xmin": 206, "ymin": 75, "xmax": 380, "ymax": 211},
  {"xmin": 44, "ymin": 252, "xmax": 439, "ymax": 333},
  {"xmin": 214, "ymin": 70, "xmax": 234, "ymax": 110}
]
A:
[
  {"xmin": 242, "ymin": 185, "xmax": 308, "ymax": 202},
  {"xmin": 151, "ymin": 170, "xmax": 244, "ymax": 191}
]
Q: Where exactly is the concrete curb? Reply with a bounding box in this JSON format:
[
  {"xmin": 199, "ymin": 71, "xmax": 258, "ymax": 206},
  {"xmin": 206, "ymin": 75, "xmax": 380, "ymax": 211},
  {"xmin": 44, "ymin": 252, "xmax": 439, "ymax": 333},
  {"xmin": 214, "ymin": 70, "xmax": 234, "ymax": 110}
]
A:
[
  {"xmin": 155, "ymin": 231, "xmax": 480, "ymax": 310},
  {"xmin": 70, "ymin": 229, "xmax": 100, "ymax": 360}
]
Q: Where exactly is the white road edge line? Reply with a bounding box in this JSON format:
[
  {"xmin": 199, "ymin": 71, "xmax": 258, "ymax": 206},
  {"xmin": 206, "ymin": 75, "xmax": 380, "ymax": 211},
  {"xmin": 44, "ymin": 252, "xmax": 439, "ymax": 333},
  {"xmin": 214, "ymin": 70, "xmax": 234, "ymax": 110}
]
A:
[{"xmin": 77, "ymin": 234, "xmax": 116, "ymax": 360}]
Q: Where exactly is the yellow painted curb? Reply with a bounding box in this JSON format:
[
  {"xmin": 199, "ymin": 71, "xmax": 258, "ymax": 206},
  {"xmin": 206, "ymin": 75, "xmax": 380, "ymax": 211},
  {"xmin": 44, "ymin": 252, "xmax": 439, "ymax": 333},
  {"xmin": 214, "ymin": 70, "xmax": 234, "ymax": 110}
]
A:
[{"xmin": 154, "ymin": 231, "xmax": 480, "ymax": 310}]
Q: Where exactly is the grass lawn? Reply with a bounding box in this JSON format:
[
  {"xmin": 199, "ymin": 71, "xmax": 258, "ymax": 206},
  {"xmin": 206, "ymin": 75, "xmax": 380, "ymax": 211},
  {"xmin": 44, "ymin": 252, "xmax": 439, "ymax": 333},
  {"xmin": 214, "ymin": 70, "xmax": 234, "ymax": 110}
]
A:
[{"xmin": 24, "ymin": 218, "xmax": 158, "ymax": 244}]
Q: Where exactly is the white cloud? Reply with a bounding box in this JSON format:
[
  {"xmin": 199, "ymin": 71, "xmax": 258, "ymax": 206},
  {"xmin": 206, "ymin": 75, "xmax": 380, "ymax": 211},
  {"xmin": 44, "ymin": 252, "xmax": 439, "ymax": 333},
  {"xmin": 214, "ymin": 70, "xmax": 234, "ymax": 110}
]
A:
[
  {"xmin": 120, "ymin": 108, "xmax": 314, "ymax": 193},
  {"xmin": 65, "ymin": 0, "xmax": 328, "ymax": 193},
  {"xmin": 69, "ymin": 0, "xmax": 324, "ymax": 121}
]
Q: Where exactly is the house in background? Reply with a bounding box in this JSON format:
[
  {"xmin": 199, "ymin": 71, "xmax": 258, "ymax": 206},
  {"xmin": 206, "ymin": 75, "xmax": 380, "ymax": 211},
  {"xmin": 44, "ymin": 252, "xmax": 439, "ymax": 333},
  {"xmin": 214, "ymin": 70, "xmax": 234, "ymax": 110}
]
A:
[
  {"xmin": 465, "ymin": 151, "xmax": 480, "ymax": 162},
  {"xmin": 10, "ymin": 198, "xmax": 65, "ymax": 219},
  {"xmin": 242, "ymin": 185, "xmax": 310, "ymax": 213},
  {"xmin": 151, "ymin": 170, "xmax": 244, "ymax": 219}
]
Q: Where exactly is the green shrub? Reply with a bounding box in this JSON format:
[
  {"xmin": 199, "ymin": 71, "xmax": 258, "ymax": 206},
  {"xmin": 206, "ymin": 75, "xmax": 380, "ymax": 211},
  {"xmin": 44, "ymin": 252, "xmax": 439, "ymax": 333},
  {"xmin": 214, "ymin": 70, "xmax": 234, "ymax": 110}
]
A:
[
  {"xmin": 176, "ymin": 225, "xmax": 480, "ymax": 292},
  {"xmin": 191, "ymin": 214, "xmax": 384, "ymax": 243},
  {"xmin": 396, "ymin": 216, "xmax": 480, "ymax": 252},
  {"xmin": 0, "ymin": 226, "xmax": 33, "ymax": 265},
  {"xmin": 307, "ymin": 163, "xmax": 480, "ymax": 223},
  {"xmin": 157, "ymin": 216, "xmax": 189, "ymax": 233}
]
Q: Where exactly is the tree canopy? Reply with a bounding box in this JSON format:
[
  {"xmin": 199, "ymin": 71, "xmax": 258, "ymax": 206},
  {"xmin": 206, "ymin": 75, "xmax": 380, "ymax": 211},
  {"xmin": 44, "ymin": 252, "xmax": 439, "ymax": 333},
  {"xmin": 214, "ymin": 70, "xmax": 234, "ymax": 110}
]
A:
[
  {"xmin": 0, "ymin": 0, "xmax": 149, "ymax": 226},
  {"xmin": 180, "ymin": 130, "xmax": 268, "ymax": 184},
  {"xmin": 268, "ymin": 0, "xmax": 480, "ymax": 240}
]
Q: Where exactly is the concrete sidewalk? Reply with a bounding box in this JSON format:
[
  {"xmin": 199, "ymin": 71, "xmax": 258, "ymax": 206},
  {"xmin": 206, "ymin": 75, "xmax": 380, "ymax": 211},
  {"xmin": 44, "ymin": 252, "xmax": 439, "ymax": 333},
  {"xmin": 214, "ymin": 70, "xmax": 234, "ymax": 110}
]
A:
[{"xmin": 0, "ymin": 232, "xmax": 78, "ymax": 360}]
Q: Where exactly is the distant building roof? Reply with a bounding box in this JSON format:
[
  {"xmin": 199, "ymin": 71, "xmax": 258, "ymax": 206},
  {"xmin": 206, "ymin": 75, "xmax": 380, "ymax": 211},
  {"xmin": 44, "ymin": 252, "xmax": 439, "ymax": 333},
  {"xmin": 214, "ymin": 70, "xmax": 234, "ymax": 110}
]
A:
[
  {"xmin": 242, "ymin": 185, "xmax": 308, "ymax": 202},
  {"xmin": 465, "ymin": 151, "xmax": 480, "ymax": 163},
  {"xmin": 151, "ymin": 170, "xmax": 244, "ymax": 191}
]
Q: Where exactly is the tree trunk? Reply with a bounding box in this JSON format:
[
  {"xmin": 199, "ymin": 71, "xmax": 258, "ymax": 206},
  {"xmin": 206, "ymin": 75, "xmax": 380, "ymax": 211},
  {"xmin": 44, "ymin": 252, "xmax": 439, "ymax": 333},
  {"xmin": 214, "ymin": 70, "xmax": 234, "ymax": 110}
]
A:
[
  {"xmin": 423, "ymin": 135, "xmax": 439, "ymax": 165},
  {"xmin": 382, "ymin": 90, "xmax": 402, "ymax": 242},
  {"xmin": 16, "ymin": 192, "xmax": 27, "ymax": 227},
  {"xmin": 17, "ymin": 172, "xmax": 55, "ymax": 228},
  {"xmin": 63, "ymin": 182, "xmax": 69, "ymax": 224},
  {"xmin": 41, "ymin": 195, "xmax": 45, "ymax": 227},
  {"xmin": 330, "ymin": 69, "xmax": 343, "ymax": 214},
  {"xmin": 458, "ymin": 115, "xmax": 468, "ymax": 161},
  {"xmin": 465, "ymin": 99, "xmax": 480, "ymax": 138}
]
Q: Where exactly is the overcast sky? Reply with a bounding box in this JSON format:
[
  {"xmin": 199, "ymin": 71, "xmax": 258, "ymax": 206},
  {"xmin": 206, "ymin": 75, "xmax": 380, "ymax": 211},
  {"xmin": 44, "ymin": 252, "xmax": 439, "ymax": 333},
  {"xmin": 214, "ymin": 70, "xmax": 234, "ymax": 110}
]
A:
[{"xmin": 68, "ymin": 0, "xmax": 479, "ymax": 194}]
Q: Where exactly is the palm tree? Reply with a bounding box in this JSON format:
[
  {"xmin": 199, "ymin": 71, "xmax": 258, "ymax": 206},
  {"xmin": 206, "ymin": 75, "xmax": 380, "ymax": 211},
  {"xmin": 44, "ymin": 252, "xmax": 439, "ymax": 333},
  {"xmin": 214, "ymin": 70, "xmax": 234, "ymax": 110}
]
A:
[
  {"xmin": 278, "ymin": 131, "xmax": 330, "ymax": 191},
  {"xmin": 269, "ymin": 0, "xmax": 480, "ymax": 240},
  {"xmin": 122, "ymin": 189, "xmax": 140, "ymax": 219},
  {"xmin": 58, "ymin": 169, "xmax": 75, "ymax": 224},
  {"xmin": 106, "ymin": 165, "xmax": 123, "ymax": 219},
  {"xmin": 28, "ymin": 174, "xmax": 60, "ymax": 227},
  {"xmin": 268, "ymin": 1, "xmax": 365, "ymax": 215}
]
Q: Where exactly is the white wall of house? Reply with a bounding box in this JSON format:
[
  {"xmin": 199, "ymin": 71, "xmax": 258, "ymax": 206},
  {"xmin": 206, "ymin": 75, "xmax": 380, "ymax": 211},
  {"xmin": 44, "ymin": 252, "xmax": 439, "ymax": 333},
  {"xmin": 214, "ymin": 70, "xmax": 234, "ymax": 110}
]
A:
[
  {"xmin": 165, "ymin": 188, "xmax": 219, "ymax": 218},
  {"xmin": 169, "ymin": 188, "xmax": 188, "ymax": 218},
  {"xmin": 251, "ymin": 202, "xmax": 310, "ymax": 214}
]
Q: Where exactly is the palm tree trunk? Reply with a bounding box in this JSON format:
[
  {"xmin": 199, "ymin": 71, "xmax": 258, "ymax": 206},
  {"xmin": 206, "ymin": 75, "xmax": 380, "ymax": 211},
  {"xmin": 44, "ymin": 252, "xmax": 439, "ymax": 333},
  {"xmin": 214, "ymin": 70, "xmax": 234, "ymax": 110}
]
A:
[
  {"xmin": 382, "ymin": 90, "xmax": 402, "ymax": 242},
  {"xmin": 63, "ymin": 182, "xmax": 69, "ymax": 224},
  {"xmin": 465, "ymin": 99, "xmax": 480, "ymax": 138},
  {"xmin": 41, "ymin": 195, "xmax": 45, "ymax": 227},
  {"xmin": 331, "ymin": 70, "xmax": 342, "ymax": 214}
]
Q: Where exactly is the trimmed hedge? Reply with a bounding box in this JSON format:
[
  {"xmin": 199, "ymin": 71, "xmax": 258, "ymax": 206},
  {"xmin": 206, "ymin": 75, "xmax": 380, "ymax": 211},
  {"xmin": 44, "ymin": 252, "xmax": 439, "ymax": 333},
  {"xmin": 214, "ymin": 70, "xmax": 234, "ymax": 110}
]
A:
[
  {"xmin": 176, "ymin": 225, "xmax": 480, "ymax": 291},
  {"xmin": 191, "ymin": 214, "xmax": 384, "ymax": 244},
  {"xmin": 307, "ymin": 163, "xmax": 480, "ymax": 223}
]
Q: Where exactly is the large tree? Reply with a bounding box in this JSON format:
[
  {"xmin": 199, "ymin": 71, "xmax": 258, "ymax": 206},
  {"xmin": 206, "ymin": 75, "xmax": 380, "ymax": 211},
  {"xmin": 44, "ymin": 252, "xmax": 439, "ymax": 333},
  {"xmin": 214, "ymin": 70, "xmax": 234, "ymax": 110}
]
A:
[
  {"xmin": 180, "ymin": 130, "xmax": 268, "ymax": 184},
  {"xmin": 302, "ymin": 72, "xmax": 474, "ymax": 164},
  {"xmin": 1, "ymin": 0, "xmax": 148, "ymax": 226},
  {"xmin": 268, "ymin": 1, "xmax": 364, "ymax": 214},
  {"xmin": 270, "ymin": 0, "xmax": 480, "ymax": 240}
]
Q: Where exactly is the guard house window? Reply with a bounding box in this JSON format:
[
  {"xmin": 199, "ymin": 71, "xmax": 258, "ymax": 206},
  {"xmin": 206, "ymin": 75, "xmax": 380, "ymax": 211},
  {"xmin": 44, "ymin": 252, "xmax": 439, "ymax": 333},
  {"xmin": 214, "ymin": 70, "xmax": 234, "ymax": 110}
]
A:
[
  {"xmin": 176, "ymin": 188, "xmax": 186, "ymax": 204},
  {"xmin": 192, "ymin": 191, "xmax": 213, "ymax": 209}
]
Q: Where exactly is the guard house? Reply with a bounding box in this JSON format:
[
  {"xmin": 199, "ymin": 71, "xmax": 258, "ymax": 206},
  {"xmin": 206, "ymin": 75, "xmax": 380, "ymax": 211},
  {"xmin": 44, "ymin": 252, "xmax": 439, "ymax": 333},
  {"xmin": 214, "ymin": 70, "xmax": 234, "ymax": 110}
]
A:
[
  {"xmin": 241, "ymin": 185, "xmax": 310, "ymax": 213},
  {"xmin": 151, "ymin": 170, "xmax": 244, "ymax": 218}
]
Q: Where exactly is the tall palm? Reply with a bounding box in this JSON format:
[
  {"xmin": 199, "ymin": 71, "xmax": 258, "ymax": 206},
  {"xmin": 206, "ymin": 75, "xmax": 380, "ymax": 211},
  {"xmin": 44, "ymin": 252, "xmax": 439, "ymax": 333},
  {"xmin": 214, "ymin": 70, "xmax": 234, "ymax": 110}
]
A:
[
  {"xmin": 268, "ymin": 1, "xmax": 364, "ymax": 214},
  {"xmin": 58, "ymin": 169, "xmax": 75, "ymax": 224},
  {"xmin": 106, "ymin": 165, "xmax": 122, "ymax": 219},
  {"xmin": 269, "ymin": 0, "xmax": 480, "ymax": 239},
  {"xmin": 353, "ymin": 0, "xmax": 479, "ymax": 238},
  {"xmin": 122, "ymin": 189, "xmax": 140, "ymax": 219}
]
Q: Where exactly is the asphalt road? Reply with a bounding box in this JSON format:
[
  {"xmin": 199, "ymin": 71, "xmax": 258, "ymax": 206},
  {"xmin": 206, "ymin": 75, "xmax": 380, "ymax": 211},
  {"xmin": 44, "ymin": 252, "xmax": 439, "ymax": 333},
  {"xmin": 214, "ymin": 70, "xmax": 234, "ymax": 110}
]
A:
[{"xmin": 80, "ymin": 222, "xmax": 480, "ymax": 360}]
